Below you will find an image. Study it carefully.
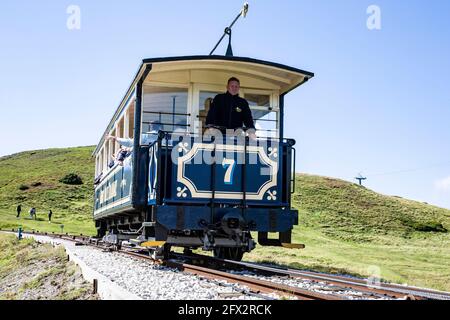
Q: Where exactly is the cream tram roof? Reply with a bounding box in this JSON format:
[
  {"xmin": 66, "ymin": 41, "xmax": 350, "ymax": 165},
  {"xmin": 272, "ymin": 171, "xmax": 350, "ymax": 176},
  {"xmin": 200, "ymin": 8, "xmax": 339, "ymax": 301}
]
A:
[
  {"xmin": 143, "ymin": 55, "xmax": 314, "ymax": 92},
  {"xmin": 94, "ymin": 55, "xmax": 314, "ymax": 155}
]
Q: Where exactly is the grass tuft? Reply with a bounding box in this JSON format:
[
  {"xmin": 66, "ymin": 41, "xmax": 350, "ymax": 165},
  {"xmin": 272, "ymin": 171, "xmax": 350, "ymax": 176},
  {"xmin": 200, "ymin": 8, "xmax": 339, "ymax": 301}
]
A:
[{"xmin": 59, "ymin": 173, "xmax": 83, "ymax": 185}]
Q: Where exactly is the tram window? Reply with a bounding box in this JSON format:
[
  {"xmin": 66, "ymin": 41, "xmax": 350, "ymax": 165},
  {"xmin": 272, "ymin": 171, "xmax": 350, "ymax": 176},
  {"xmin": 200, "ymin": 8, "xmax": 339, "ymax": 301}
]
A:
[
  {"xmin": 199, "ymin": 91, "xmax": 221, "ymax": 115},
  {"xmin": 141, "ymin": 86, "xmax": 188, "ymax": 142},
  {"xmin": 245, "ymin": 93, "xmax": 270, "ymax": 108},
  {"xmin": 253, "ymin": 110, "xmax": 278, "ymax": 138},
  {"xmin": 198, "ymin": 91, "xmax": 221, "ymax": 133},
  {"xmin": 244, "ymin": 93, "xmax": 278, "ymax": 138},
  {"xmin": 127, "ymin": 105, "xmax": 134, "ymax": 139},
  {"xmin": 98, "ymin": 152, "xmax": 103, "ymax": 176}
]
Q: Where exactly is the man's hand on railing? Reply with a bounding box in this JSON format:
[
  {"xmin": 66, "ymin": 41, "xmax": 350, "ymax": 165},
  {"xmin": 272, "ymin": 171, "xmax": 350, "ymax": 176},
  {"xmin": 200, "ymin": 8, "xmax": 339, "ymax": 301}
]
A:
[
  {"xmin": 205, "ymin": 124, "xmax": 227, "ymax": 131},
  {"xmin": 247, "ymin": 131, "xmax": 257, "ymax": 140},
  {"xmin": 234, "ymin": 127, "xmax": 257, "ymax": 140}
]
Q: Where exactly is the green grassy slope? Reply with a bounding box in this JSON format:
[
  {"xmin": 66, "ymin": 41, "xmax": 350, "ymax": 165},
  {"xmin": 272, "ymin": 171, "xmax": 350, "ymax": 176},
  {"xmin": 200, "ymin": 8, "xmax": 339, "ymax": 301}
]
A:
[
  {"xmin": 246, "ymin": 174, "xmax": 450, "ymax": 291},
  {"xmin": 1, "ymin": 147, "xmax": 449, "ymax": 290},
  {"xmin": 295, "ymin": 174, "xmax": 449, "ymax": 242},
  {"xmin": 0, "ymin": 146, "xmax": 96, "ymax": 235}
]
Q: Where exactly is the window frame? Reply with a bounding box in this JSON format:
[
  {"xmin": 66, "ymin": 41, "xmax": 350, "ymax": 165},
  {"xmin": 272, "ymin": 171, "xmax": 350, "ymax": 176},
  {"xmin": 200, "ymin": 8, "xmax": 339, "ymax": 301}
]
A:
[
  {"xmin": 191, "ymin": 84, "xmax": 279, "ymax": 137},
  {"xmin": 140, "ymin": 83, "xmax": 190, "ymax": 144},
  {"xmin": 192, "ymin": 83, "xmax": 226, "ymax": 135},
  {"xmin": 241, "ymin": 88, "xmax": 280, "ymax": 138}
]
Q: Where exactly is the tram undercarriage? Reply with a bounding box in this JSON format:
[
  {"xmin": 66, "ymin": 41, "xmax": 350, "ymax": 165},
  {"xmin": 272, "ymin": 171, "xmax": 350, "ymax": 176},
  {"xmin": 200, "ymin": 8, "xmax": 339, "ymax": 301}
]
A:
[{"xmin": 95, "ymin": 208, "xmax": 292, "ymax": 261}]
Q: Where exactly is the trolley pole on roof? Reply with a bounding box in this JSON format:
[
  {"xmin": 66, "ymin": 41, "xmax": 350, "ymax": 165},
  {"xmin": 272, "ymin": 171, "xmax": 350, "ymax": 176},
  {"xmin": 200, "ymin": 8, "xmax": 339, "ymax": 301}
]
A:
[{"xmin": 209, "ymin": 2, "xmax": 249, "ymax": 56}]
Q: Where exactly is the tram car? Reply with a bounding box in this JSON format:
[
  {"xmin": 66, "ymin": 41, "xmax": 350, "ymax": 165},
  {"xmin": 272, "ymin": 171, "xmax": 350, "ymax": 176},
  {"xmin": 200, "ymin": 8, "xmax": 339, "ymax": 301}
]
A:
[{"xmin": 93, "ymin": 55, "xmax": 314, "ymax": 260}]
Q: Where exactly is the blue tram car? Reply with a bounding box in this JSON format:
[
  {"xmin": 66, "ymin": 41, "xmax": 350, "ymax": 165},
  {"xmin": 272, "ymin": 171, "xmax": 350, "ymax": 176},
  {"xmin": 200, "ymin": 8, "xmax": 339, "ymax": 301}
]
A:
[{"xmin": 93, "ymin": 55, "xmax": 313, "ymax": 260}]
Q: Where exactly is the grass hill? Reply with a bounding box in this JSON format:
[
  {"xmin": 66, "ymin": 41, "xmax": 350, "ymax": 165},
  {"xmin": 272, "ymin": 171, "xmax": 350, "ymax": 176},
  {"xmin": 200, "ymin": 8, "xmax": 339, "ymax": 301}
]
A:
[
  {"xmin": 247, "ymin": 174, "xmax": 450, "ymax": 291},
  {"xmin": 0, "ymin": 146, "xmax": 95, "ymax": 235},
  {"xmin": 1, "ymin": 146, "xmax": 449, "ymax": 291},
  {"xmin": 295, "ymin": 174, "xmax": 448, "ymax": 241}
]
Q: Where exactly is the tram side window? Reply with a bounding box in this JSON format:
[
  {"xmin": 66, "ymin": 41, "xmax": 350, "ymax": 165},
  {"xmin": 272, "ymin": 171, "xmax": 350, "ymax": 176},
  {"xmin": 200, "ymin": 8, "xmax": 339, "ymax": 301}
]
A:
[
  {"xmin": 244, "ymin": 93, "xmax": 278, "ymax": 138},
  {"xmin": 96, "ymin": 152, "xmax": 103, "ymax": 177},
  {"xmin": 127, "ymin": 104, "xmax": 135, "ymax": 139},
  {"xmin": 141, "ymin": 86, "xmax": 189, "ymax": 143},
  {"xmin": 197, "ymin": 90, "xmax": 222, "ymax": 133}
]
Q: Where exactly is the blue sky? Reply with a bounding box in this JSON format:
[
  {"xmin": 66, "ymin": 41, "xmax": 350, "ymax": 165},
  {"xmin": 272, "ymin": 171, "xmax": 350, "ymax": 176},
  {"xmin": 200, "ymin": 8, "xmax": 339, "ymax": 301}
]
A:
[{"xmin": 1, "ymin": 1, "xmax": 449, "ymax": 208}]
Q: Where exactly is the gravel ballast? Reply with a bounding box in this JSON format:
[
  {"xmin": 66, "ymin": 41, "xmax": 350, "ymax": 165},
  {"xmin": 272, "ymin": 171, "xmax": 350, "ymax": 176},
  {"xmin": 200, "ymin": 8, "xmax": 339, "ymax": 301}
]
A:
[
  {"xmin": 22, "ymin": 234, "xmax": 267, "ymax": 300},
  {"xmin": 15, "ymin": 233, "xmax": 400, "ymax": 300}
]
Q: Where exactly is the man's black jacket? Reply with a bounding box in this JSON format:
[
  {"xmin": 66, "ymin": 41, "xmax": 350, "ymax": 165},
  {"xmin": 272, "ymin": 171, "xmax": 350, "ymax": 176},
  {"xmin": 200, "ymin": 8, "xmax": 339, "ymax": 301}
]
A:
[{"xmin": 205, "ymin": 92, "xmax": 255, "ymax": 130}]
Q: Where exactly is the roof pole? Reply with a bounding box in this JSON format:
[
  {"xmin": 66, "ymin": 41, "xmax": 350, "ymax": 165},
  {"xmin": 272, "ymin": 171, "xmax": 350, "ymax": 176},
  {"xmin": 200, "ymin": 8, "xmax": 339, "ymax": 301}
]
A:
[{"xmin": 209, "ymin": 2, "xmax": 249, "ymax": 56}]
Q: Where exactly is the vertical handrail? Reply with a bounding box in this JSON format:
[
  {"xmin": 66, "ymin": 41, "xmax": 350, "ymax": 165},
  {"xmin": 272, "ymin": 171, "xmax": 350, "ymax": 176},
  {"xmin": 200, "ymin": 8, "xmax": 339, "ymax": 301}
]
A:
[
  {"xmin": 210, "ymin": 137, "xmax": 217, "ymax": 225},
  {"xmin": 241, "ymin": 136, "xmax": 248, "ymax": 212},
  {"xmin": 148, "ymin": 140, "xmax": 158, "ymax": 205},
  {"xmin": 155, "ymin": 136, "xmax": 162, "ymax": 206},
  {"xmin": 120, "ymin": 165, "xmax": 124, "ymax": 200},
  {"xmin": 163, "ymin": 133, "xmax": 169, "ymax": 202},
  {"xmin": 291, "ymin": 146, "xmax": 296, "ymax": 194}
]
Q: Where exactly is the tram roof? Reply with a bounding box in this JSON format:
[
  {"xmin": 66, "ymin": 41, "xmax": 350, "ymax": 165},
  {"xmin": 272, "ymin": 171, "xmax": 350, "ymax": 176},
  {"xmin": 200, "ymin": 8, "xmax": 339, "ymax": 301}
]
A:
[
  {"xmin": 142, "ymin": 55, "xmax": 313, "ymax": 91},
  {"xmin": 93, "ymin": 55, "xmax": 314, "ymax": 156}
]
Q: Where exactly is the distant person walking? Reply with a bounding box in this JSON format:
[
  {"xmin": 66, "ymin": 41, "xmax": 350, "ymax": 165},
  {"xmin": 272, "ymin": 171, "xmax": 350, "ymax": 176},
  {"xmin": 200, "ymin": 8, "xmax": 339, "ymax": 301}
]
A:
[
  {"xmin": 48, "ymin": 210, "xmax": 53, "ymax": 222},
  {"xmin": 29, "ymin": 207, "xmax": 36, "ymax": 220},
  {"xmin": 16, "ymin": 204, "xmax": 22, "ymax": 218}
]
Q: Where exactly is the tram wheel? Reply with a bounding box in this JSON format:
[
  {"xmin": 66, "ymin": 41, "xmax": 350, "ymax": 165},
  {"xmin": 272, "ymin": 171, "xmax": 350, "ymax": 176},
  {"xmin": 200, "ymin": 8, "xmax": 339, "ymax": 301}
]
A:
[
  {"xmin": 213, "ymin": 247, "xmax": 244, "ymax": 261},
  {"xmin": 96, "ymin": 222, "xmax": 107, "ymax": 238},
  {"xmin": 96, "ymin": 229, "xmax": 106, "ymax": 238},
  {"xmin": 151, "ymin": 244, "xmax": 172, "ymax": 260}
]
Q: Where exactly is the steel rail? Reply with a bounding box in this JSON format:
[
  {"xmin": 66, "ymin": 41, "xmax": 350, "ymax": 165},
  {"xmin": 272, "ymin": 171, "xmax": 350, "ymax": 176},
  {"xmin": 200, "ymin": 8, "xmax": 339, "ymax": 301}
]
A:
[
  {"xmin": 170, "ymin": 252, "xmax": 450, "ymax": 300},
  {"xmin": 164, "ymin": 260, "xmax": 344, "ymax": 300},
  {"xmin": 285, "ymin": 269, "xmax": 450, "ymax": 301}
]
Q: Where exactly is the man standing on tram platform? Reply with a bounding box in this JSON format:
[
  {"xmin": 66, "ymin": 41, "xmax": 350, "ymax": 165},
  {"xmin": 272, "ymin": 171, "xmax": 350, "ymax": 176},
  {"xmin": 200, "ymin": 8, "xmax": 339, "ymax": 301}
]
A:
[{"xmin": 206, "ymin": 77, "xmax": 256, "ymax": 139}]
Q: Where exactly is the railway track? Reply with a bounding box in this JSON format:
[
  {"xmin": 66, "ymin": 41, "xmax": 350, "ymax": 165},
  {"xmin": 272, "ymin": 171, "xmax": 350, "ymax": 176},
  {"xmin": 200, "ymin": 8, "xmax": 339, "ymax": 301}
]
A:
[
  {"xmin": 170, "ymin": 252, "xmax": 450, "ymax": 300},
  {"xmin": 163, "ymin": 259, "xmax": 343, "ymax": 300},
  {"xmin": 5, "ymin": 229, "xmax": 330, "ymax": 299},
  {"xmin": 283, "ymin": 268, "xmax": 450, "ymax": 300},
  {"xmin": 4, "ymin": 229, "xmax": 343, "ymax": 299},
  {"xmin": 4, "ymin": 228, "xmax": 450, "ymax": 301}
]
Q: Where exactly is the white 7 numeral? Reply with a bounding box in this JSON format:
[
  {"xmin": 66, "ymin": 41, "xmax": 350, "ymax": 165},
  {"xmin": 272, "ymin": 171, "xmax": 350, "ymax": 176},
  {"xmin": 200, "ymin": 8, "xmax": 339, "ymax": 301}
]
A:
[{"xmin": 222, "ymin": 158, "xmax": 236, "ymax": 185}]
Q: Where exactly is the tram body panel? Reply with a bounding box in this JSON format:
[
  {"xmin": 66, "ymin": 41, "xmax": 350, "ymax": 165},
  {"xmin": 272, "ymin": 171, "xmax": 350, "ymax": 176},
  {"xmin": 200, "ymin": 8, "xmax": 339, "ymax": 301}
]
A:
[
  {"xmin": 169, "ymin": 137, "xmax": 283, "ymax": 206},
  {"xmin": 93, "ymin": 163, "xmax": 133, "ymax": 219},
  {"xmin": 145, "ymin": 135, "xmax": 297, "ymax": 235}
]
